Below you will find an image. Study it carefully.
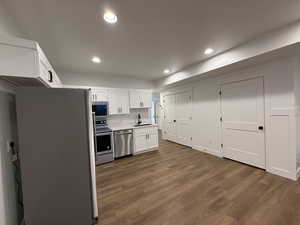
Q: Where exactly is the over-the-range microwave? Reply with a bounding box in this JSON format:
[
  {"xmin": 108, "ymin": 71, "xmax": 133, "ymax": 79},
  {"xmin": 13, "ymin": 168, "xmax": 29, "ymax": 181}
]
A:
[{"xmin": 92, "ymin": 101, "xmax": 109, "ymax": 118}]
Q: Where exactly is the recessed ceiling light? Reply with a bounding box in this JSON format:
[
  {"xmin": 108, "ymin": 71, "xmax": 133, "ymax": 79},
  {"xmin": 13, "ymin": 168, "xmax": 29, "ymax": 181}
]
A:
[
  {"xmin": 204, "ymin": 48, "xmax": 214, "ymax": 55},
  {"xmin": 164, "ymin": 69, "xmax": 170, "ymax": 74},
  {"xmin": 103, "ymin": 11, "xmax": 118, "ymax": 24},
  {"xmin": 91, "ymin": 56, "xmax": 101, "ymax": 64}
]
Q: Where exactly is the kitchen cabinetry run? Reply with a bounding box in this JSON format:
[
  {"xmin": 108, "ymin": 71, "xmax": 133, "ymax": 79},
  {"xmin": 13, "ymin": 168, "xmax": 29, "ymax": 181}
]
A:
[
  {"xmin": 134, "ymin": 126, "xmax": 159, "ymax": 154},
  {"xmin": 108, "ymin": 89, "xmax": 130, "ymax": 115},
  {"xmin": 129, "ymin": 90, "xmax": 152, "ymax": 108},
  {"xmin": 0, "ymin": 35, "xmax": 61, "ymax": 87}
]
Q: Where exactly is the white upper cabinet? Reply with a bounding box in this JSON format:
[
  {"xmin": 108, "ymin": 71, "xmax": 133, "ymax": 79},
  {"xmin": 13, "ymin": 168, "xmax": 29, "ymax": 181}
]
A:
[
  {"xmin": 129, "ymin": 90, "xmax": 152, "ymax": 108},
  {"xmin": 108, "ymin": 89, "xmax": 130, "ymax": 115},
  {"xmin": 91, "ymin": 89, "xmax": 108, "ymax": 102},
  {"xmin": 0, "ymin": 35, "xmax": 61, "ymax": 87}
]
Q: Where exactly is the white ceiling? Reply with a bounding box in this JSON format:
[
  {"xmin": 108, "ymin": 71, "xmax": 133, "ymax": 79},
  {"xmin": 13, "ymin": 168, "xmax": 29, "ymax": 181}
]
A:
[{"xmin": 5, "ymin": 0, "xmax": 300, "ymax": 80}]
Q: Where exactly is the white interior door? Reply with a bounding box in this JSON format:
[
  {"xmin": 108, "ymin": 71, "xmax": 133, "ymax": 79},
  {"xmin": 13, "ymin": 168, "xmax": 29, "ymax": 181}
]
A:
[
  {"xmin": 164, "ymin": 94, "xmax": 177, "ymax": 142},
  {"xmin": 175, "ymin": 91, "xmax": 193, "ymax": 146},
  {"xmin": 221, "ymin": 77, "xmax": 265, "ymax": 169}
]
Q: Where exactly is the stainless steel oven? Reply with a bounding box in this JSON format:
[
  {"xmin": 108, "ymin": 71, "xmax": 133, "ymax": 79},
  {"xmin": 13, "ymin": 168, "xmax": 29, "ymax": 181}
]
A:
[
  {"xmin": 93, "ymin": 113, "xmax": 114, "ymax": 164},
  {"xmin": 95, "ymin": 130, "xmax": 113, "ymax": 155}
]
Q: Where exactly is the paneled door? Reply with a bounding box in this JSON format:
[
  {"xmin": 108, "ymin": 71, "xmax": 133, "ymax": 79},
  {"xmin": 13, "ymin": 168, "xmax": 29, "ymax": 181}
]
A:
[
  {"xmin": 176, "ymin": 91, "xmax": 193, "ymax": 146},
  {"xmin": 221, "ymin": 77, "xmax": 265, "ymax": 169},
  {"xmin": 163, "ymin": 94, "xmax": 177, "ymax": 142}
]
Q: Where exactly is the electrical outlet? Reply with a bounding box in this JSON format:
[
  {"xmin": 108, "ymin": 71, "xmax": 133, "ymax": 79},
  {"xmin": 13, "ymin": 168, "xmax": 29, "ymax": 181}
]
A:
[
  {"xmin": 6, "ymin": 141, "xmax": 11, "ymax": 153},
  {"xmin": 6, "ymin": 141, "xmax": 15, "ymax": 154}
]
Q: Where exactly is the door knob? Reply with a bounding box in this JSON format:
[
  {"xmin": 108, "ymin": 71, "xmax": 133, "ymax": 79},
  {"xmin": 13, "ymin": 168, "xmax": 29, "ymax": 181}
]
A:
[
  {"xmin": 173, "ymin": 120, "xmax": 176, "ymax": 123},
  {"xmin": 258, "ymin": 126, "xmax": 264, "ymax": 130}
]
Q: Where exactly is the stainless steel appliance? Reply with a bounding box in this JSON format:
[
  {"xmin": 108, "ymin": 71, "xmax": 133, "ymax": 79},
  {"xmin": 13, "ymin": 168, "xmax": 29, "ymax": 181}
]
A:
[
  {"xmin": 16, "ymin": 88, "xmax": 98, "ymax": 225},
  {"xmin": 92, "ymin": 101, "xmax": 109, "ymax": 118},
  {"xmin": 93, "ymin": 111, "xmax": 114, "ymax": 164},
  {"xmin": 114, "ymin": 129, "xmax": 134, "ymax": 158}
]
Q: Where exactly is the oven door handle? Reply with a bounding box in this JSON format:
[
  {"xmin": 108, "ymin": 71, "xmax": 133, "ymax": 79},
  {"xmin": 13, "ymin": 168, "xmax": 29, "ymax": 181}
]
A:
[{"xmin": 95, "ymin": 132, "xmax": 112, "ymax": 136}]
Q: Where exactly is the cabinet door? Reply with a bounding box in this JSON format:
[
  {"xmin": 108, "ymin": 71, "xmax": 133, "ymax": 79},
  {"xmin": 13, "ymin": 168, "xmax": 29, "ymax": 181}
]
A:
[
  {"xmin": 134, "ymin": 134, "xmax": 148, "ymax": 153},
  {"xmin": 148, "ymin": 133, "xmax": 158, "ymax": 149},
  {"xmin": 130, "ymin": 90, "xmax": 152, "ymax": 108},
  {"xmin": 108, "ymin": 90, "xmax": 119, "ymax": 115},
  {"xmin": 108, "ymin": 89, "xmax": 129, "ymax": 115},
  {"xmin": 129, "ymin": 90, "xmax": 141, "ymax": 108},
  {"xmin": 120, "ymin": 89, "xmax": 130, "ymax": 114},
  {"xmin": 140, "ymin": 91, "xmax": 152, "ymax": 108},
  {"xmin": 94, "ymin": 89, "xmax": 108, "ymax": 102}
]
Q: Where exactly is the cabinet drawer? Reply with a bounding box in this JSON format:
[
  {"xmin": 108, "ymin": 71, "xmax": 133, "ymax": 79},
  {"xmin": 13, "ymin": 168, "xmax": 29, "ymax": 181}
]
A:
[
  {"xmin": 134, "ymin": 128, "xmax": 148, "ymax": 135},
  {"xmin": 134, "ymin": 126, "xmax": 158, "ymax": 135},
  {"xmin": 148, "ymin": 127, "xmax": 158, "ymax": 135}
]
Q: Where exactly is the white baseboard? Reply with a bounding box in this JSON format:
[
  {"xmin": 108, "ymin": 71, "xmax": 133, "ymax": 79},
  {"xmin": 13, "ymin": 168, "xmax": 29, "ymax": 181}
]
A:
[
  {"xmin": 192, "ymin": 145, "xmax": 223, "ymax": 158},
  {"xmin": 133, "ymin": 147, "xmax": 158, "ymax": 155},
  {"xmin": 297, "ymin": 167, "xmax": 300, "ymax": 180},
  {"xmin": 267, "ymin": 167, "xmax": 298, "ymax": 181}
]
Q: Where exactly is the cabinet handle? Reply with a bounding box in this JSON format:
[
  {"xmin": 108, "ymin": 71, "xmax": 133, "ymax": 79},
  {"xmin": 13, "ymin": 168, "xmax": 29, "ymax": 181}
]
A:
[
  {"xmin": 48, "ymin": 70, "xmax": 53, "ymax": 83},
  {"xmin": 258, "ymin": 126, "xmax": 264, "ymax": 130}
]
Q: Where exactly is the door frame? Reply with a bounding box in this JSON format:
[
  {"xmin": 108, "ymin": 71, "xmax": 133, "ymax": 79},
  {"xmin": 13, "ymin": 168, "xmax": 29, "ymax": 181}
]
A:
[
  {"xmin": 161, "ymin": 87, "xmax": 193, "ymax": 144},
  {"xmin": 219, "ymin": 76, "xmax": 266, "ymax": 168}
]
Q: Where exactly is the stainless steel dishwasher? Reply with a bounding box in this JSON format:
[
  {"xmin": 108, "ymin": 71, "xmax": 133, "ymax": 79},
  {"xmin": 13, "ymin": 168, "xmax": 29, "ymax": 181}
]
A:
[{"xmin": 113, "ymin": 129, "xmax": 133, "ymax": 158}]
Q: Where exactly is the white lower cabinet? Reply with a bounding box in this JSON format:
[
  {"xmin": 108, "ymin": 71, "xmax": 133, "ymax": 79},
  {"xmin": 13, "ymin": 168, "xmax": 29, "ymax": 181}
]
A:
[
  {"xmin": 148, "ymin": 133, "xmax": 159, "ymax": 149},
  {"xmin": 134, "ymin": 126, "xmax": 159, "ymax": 154}
]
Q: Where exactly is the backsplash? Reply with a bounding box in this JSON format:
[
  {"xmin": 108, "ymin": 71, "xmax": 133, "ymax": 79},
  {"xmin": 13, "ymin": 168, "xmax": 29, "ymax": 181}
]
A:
[{"xmin": 107, "ymin": 108, "xmax": 151, "ymax": 127}]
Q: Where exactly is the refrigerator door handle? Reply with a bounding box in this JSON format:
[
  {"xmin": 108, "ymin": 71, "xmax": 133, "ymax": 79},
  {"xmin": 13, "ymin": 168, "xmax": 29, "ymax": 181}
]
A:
[{"xmin": 87, "ymin": 90, "xmax": 99, "ymax": 220}]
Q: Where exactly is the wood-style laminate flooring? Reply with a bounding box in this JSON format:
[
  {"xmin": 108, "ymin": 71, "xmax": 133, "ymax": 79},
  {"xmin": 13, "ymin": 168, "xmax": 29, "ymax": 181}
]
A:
[{"xmin": 96, "ymin": 140, "xmax": 300, "ymax": 225}]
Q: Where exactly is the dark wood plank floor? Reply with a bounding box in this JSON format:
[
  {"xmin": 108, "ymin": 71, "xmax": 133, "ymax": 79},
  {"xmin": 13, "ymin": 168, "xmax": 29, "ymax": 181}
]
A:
[{"xmin": 96, "ymin": 140, "xmax": 300, "ymax": 225}]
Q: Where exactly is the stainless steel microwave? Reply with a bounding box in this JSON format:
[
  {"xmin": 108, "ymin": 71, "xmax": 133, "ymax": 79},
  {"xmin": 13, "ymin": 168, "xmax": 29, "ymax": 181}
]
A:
[{"xmin": 92, "ymin": 101, "xmax": 109, "ymax": 117}]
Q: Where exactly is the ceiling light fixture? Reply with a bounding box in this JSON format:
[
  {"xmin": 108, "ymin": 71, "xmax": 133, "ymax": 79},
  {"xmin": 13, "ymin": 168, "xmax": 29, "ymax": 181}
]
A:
[
  {"xmin": 91, "ymin": 56, "xmax": 101, "ymax": 64},
  {"xmin": 204, "ymin": 48, "xmax": 214, "ymax": 55},
  {"xmin": 164, "ymin": 69, "xmax": 170, "ymax": 74},
  {"xmin": 103, "ymin": 11, "xmax": 118, "ymax": 24}
]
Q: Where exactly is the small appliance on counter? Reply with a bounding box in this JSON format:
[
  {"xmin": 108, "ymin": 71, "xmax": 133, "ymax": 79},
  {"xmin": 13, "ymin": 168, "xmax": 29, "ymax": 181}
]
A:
[
  {"xmin": 137, "ymin": 113, "xmax": 142, "ymax": 125},
  {"xmin": 92, "ymin": 101, "xmax": 114, "ymax": 164}
]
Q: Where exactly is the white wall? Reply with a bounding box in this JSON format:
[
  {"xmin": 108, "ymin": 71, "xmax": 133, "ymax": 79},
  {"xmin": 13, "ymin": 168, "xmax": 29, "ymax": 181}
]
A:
[
  {"xmin": 161, "ymin": 56, "xmax": 299, "ymax": 180},
  {"xmin": 0, "ymin": 1, "xmax": 23, "ymax": 37},
  {"xmin": 0, "ymin": 80, "xmax": 18, "ymax": 225},
  {"xmin": 293, "ymin": 57, "xmax": 300, "ymax": 174},
  {"xmin": 108, "ymin": 108, "xmax": 151, "ymax": 128},
  {"xmin": 0, "ymin": 1, "xmax": 23, "ymax": 224},
  {"xmin": 156, "ymin": 19, "xmax": 300, "ymax": 87},
  {"xmin": 59, "ymin": 71, "xmax": 155, "ymax": 90}
]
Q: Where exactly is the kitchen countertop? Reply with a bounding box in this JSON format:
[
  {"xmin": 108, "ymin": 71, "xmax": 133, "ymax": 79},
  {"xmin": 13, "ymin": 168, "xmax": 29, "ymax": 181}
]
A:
[{"xmin": 109, "ymin": 124, "xmax": 158, "ymax": 131}]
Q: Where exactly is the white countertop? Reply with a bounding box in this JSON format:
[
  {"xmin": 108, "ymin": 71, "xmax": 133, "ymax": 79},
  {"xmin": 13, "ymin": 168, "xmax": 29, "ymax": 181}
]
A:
[{"xmin": 109, "ymin": 124, "xmax": 158, "ymax": 131}]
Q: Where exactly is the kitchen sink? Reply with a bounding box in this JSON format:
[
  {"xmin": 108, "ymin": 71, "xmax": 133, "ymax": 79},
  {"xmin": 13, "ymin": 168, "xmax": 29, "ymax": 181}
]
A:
[{"xmin": 134, "ymin": 123, "xmax": 152, "ymax": 127}]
